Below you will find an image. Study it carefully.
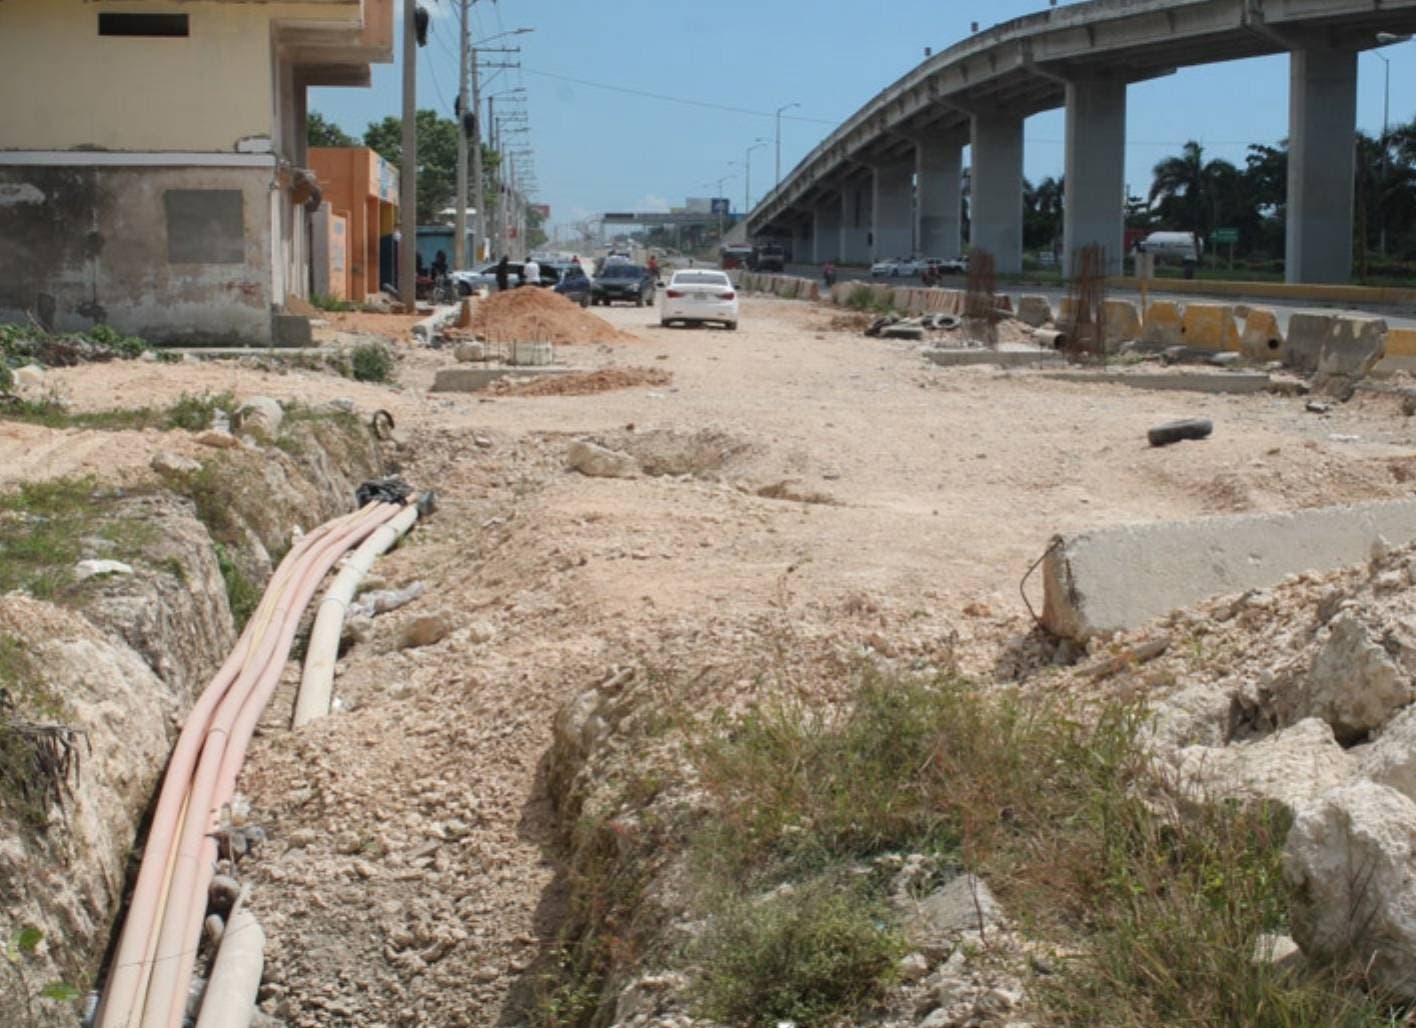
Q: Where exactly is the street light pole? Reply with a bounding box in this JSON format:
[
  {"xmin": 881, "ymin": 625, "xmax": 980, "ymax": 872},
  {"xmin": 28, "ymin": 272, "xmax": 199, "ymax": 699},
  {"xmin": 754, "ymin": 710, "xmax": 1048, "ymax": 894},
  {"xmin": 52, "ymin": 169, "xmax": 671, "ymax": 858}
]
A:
[
  {"xmin": 775, "ymin": 102, "xmax": 800, "ymax": 187},
  {"xmin": 398, "ymin": 0, "xmax": 417, "ymax": 310},
  {"xmin": 745, "ymin": 139, "xmax": 767, "ymax": 214}
]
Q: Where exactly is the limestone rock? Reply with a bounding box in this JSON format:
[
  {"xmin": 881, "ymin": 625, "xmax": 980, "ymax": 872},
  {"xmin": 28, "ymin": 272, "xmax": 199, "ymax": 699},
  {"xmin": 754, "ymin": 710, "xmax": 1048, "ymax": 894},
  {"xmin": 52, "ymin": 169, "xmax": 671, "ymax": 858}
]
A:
[
  {"xmin": 1284, "ymin": 781, "xmax": 1416, "ymax": 998},
  {"xmin": 1171, "ymin": 718, "xmax": 1355, "ymax": 812},
  {"xmin": 14, "ymin": 363, "xmax": 44, "ymax": 389},
  {"xmin": 1016, "ymin": 295, "xmax": 1052, "ymax": 328},
  {"xmin": 1293, "ymin": 612, "xmax": 1413, "ymax": 743},
  {"xmin": 1360, "ymin": 704, "xmax": 1416, "ymax": 803},
  {"xmin": 151, "ymin": 450, "xmax": 201, "ymax": 476},
  {"xmin": 454, "ymin": 341, "xmax": 486, "ymax": 363},
  {"xmin": 234, "ymin": 396, "xmax": 284, "ymax": 442},
  {"xmin": 196, "ymin": 428, "xmax": 240, "ymax": 450},
  {"xmin": 399, "ymin": 615, "xmax": 451, "ymax": 650},
  {"xmin": 567, "ymin": 440, "xmax": 639, "ymax": 479},
  {"xmin": 1145, "ymin": 682, "xmax": 1233, "ymax": 749},
  {"xmin": 901, "ymin": 874, "xmax": 1004, "ymax": 957},
  {"xmin": 75, "ymin": 559, "xmax": 134, "ymax": 581}
]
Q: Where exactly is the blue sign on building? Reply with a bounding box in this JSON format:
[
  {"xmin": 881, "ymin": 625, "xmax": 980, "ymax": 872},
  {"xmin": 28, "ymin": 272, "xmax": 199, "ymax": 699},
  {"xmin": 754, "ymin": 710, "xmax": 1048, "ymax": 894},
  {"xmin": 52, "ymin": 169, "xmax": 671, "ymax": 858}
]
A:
[{"xmin": 710, "ymin": 197, "xmax": 731, "ymax": 216}]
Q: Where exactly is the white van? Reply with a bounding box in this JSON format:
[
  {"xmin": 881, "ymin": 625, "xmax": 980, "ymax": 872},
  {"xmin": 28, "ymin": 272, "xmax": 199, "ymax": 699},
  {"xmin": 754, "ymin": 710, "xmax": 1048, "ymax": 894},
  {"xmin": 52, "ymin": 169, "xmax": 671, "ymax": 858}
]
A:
[{"xmin": 1134, "ymin": 231, "xmax": 1202, "ymax": 265}]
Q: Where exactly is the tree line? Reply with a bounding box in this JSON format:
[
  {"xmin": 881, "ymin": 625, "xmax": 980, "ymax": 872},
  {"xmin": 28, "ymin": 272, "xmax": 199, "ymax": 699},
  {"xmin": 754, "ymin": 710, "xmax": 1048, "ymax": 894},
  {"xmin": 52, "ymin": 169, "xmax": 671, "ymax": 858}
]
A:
[{"xmin": 1020, "ymin": 119, "xmax": 1416, "ymax": 275}]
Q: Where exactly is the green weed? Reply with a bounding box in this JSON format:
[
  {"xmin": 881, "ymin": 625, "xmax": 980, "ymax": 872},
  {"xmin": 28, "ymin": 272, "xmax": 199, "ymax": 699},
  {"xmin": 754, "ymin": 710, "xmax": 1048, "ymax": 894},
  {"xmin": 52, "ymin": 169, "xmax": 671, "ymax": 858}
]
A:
[
  {"xmin": 350, "ymin": 342, "xmax": 395, "ymax": 383},
  {"xmin": 214, "ymin": 544, "xmax": 258, "ymax": 630}
]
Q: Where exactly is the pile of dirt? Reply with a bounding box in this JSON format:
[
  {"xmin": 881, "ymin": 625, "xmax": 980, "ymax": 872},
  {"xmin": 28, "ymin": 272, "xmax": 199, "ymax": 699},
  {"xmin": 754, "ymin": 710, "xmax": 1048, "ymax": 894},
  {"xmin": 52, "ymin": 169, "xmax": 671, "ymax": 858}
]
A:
[
  {"xmin": 464, "ymin": 288, "xmax": 634, "ymax": 345},
  {"xmin": 494, "ymin": 367, "xmax": 671, "ymax": 397}
]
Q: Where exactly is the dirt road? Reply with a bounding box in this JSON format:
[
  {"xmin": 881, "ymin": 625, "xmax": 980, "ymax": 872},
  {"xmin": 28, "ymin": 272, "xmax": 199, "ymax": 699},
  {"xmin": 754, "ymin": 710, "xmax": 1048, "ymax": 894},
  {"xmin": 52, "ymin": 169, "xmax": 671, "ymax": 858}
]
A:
[{"xmin": 12, "ymin": 296, "xmax": 1416, "ymax": 1024}]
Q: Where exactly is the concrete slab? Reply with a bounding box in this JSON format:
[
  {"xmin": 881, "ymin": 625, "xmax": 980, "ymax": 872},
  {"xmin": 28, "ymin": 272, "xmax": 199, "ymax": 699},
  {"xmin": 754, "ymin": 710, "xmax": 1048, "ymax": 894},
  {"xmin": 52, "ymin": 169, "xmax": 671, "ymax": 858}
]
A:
[
  {"xmin": 1042, "ymin": 498, "xmax": 1416, "ymax": 640},
  {"xmin": 1042, "ymin": 370, "xmax": 1272, "ymax": 394},
  {"xmin": 430, "ymin": 366, "xmax": 579, "ymax": 393},
  {"xmin": 925, "ymin": 348, "xmax": 1065, "ymax": 368},
  {"xmin": 413, "ymin": 305, "xmax": 460, "ymax": 343},
  {"xmin": 271, "ymin": 314, "xmax": 313, "ymax": 348}
]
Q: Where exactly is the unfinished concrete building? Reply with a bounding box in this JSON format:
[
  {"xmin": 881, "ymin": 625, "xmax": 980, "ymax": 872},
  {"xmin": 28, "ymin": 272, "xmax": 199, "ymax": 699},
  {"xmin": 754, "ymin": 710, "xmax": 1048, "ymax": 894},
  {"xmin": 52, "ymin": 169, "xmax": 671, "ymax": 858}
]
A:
[{"xmin": 0, "ymin": 0, "xmax": 394, "ymax": 345}]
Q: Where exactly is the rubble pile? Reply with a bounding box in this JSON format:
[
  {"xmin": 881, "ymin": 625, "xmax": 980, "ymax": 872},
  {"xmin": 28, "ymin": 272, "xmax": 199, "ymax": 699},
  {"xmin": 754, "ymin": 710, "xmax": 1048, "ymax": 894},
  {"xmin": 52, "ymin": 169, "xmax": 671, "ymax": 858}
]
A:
[
  {"xmin": 458, "ymin": 287, "xmax": 634, "ymax": 345},
  {"xmin": 492, "ymin": 366, "xmax": 672, "ymax": 397}
]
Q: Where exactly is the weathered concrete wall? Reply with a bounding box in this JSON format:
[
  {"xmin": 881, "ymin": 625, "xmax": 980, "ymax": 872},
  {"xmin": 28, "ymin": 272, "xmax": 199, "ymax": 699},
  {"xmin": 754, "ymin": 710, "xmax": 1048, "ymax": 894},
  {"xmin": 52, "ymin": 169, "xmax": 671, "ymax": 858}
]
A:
[
  {"xmin": 0, "ymin": 164, "xmax": 274, "ymax": 344},
  {"xmin": 1042, "ymin": 499, "xmax": 1416, "ymax": 640}
]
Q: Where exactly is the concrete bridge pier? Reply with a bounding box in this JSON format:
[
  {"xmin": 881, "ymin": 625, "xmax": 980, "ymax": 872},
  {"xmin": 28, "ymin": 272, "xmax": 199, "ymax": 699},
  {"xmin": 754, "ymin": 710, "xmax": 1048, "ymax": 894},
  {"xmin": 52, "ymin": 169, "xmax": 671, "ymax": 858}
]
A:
[
  {"xmin": 841, "ymin": 174, "xmax": 871, "ymax": 264},
  {"xmin": 970, "ymin": 110, "xmax": 1025, "ymax": 274},
  {"xmin": 791, "ymin": 216, "xmax": 812, "ymax": 264},
  {"xmin": 1062, "ymin": 78, "xmax": 1126, "ymax": 275},
  {"xmin": 1287, "ymin": 45, "xmax": 1357, "ymax": 285},
  {"xmin": 812, "ymin": 195, "xmax": 842, "ymax": 262},
  {"xmin": 871, "ymin": 159, "xmax": 915, "ymax": 260},
  {"xmin": 916, "ymin": 134, "xmax": 964, "ymax": 258}
]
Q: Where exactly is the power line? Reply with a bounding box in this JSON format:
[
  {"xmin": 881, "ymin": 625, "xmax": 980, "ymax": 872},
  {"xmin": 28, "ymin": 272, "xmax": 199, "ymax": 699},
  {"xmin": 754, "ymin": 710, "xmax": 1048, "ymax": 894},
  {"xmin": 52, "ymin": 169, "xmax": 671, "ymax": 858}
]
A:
[{"xmin": 523, "ymin": 67, "xmax": 839, "ymax": 125}]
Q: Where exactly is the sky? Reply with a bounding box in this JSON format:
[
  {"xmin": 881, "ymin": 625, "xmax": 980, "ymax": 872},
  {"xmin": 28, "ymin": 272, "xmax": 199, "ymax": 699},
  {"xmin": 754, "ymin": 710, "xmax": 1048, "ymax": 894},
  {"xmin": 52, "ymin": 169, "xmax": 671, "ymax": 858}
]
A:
[{"xmin": 309, "ymin": 0, "xmax": 1416, "ymax": 238}]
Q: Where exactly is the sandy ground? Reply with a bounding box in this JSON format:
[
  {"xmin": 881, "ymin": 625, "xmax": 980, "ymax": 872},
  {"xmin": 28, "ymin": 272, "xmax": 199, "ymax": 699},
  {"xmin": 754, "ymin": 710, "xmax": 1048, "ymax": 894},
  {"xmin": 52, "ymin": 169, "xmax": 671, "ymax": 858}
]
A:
[{"xmin": 10, "ymin": 297, "xmax": 1416, "ymax": 1024}]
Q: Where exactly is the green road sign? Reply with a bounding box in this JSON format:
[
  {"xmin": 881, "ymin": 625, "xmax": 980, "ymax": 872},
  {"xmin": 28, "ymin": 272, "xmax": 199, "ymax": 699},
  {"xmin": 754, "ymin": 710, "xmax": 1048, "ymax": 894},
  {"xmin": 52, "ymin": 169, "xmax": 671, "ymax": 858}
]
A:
[{"xmin": 1212, "ymin": 228, "xmax": 1240, "ymax": 244}]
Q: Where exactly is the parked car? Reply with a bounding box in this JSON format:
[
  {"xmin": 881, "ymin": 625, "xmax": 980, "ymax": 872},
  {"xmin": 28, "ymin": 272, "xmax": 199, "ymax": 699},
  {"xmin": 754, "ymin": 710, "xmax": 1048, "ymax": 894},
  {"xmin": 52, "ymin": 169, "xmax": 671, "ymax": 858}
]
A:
[
  {"xmin": 449, "ymin": 261, "xmax": 560, "ymax": 294},
  {"xmin": 592, "ymin": 263, "xmax": 656, "ymax": 307},
  {"xmin": 660, "ymin": 269, "xmax": 738, "ymax": 330},
  {"xmin": 870, "ymin": 257, "xmax": 919, "ymax": 278},
  {"xmin": 554, "ymin": 265, "xmax": 593, "ymax": 307}
]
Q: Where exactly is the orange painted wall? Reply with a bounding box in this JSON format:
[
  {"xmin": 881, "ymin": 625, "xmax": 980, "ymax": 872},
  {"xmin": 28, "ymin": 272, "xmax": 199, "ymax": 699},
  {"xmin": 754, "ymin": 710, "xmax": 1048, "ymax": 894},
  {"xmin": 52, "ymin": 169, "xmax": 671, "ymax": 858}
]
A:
[{"xmin": 310, "ymin": 147, "xmax": 398, "ymax": 301}]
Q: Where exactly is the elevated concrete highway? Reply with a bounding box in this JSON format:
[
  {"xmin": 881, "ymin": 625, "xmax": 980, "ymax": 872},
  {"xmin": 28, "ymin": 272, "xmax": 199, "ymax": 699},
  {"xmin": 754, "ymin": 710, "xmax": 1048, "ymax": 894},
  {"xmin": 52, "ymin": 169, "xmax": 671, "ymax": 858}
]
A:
[{"xmin": 747, "ymin": 0, "xmax": 1416, "ymax": 284}]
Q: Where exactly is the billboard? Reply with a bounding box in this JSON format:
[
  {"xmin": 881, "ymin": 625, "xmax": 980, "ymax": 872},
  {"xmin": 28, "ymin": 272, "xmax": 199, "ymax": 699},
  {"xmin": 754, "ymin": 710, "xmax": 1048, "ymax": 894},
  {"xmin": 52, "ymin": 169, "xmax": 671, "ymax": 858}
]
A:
[
  {"xmin": 529, "ymin": 204, "xmax": 551, "ymax": 219},
  {"xmin": 710, "ymin": 197, "xmax": 731, "ymax": 216}
]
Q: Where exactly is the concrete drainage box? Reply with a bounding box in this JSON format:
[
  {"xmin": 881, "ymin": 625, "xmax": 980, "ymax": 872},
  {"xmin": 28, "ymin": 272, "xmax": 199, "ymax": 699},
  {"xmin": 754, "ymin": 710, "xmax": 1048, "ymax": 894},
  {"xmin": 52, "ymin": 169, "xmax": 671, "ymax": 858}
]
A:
[
  {"xmin": 510, "ymin": 341, "xmax": 554, "ymax": 366},
  {"xmin": 1041, "ymin": 499, "xmax": 1416, "ymax": 640}
]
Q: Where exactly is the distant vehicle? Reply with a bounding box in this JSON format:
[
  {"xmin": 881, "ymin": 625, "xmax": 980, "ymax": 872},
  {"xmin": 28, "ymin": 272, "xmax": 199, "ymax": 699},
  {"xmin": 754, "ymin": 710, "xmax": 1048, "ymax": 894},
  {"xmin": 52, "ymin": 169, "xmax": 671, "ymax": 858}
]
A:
[
  {"xmin": 720, "ymin": 243, "xmax": 754, "ymax": 270},
  {"xmin": 871, "ymin": 257, "xmax": 917, "ymax": 278},
  {"xmin": 592, "ymin": 263, "xmax": 657, "ymax": 307},
  {"xmin": 449, "ymin": 260, "xmax": 559, "ymax": 294},
  {"xmin": 1133, "ymin": 231, "xmax": 1202, "ymax": 265},
  {"xmin": 661, "ymin": 269, "xmax": 738, "ymax": 330},
  {"xmin": 752, "ymin": 244, "xmax": 786, "ymax": 273},
  {"xmin": 554, "ymin": 265, "xmax": 593, "ymax": 307}
]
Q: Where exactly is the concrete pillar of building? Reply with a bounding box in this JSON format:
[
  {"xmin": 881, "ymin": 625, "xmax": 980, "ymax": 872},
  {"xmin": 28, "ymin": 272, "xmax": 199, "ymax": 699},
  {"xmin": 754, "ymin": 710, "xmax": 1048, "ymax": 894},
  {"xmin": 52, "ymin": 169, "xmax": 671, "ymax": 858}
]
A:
[
  {"xmin": 969, "ymin": 110, "xmax": 1025, "ymax": 274},
  {"xmin": 1062, "ymin": 78, "xmax": 1127, "ymax": 276},
  {"xmin": 813, "ymin": 196, "xmax": 842, "ymax": 262},
  {"xmin": 1287, "ymin": 46, "xmax": 1357, "ymax": 284},
  {"xmin": 916, "ymin": 135, "xmax": 964, "ymax": 258},
  {"xmin": 841, "ymin": 177, "xmax": 871, "ymax": 264},
  {"xmin": 871, "ymin": 159, "xmax": 915, "ymax": 260}
]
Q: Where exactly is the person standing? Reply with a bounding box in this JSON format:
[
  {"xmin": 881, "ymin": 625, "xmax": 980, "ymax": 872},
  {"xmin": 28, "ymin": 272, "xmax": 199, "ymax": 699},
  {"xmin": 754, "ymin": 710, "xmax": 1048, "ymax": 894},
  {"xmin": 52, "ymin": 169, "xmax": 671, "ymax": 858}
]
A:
[
  {"xmin": 495, "ymin": 255, "xmax": 510, "ymax": 292},
  {"xmin": 522, "ymin": 255, "xmax": 541, "ymax": 288},
  {"xmin": 822, "ymin": 260, "xmax": 837, "ymax": 289}
]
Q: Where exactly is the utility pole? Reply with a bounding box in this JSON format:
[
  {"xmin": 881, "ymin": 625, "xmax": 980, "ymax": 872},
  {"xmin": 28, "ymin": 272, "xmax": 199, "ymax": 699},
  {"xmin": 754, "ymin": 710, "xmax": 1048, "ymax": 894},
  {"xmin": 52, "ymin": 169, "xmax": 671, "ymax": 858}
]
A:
[
  {"xmin": 471, "ymin": 46, "xmax": 484, "ymax": 262},
  {"xmin": 398, "ymin": 0, "xmax": 417, "ymax": 310},
  {"xmin": 454, "ymin": 0, "xmax": 470, "ymax": 269},
  {"xmin": 775, "ymin": 102, "xmax": 799, "ymax": 188},
  {"xmin": 745, "ymin": 139, "xmax": 767, "ymax": 215}
]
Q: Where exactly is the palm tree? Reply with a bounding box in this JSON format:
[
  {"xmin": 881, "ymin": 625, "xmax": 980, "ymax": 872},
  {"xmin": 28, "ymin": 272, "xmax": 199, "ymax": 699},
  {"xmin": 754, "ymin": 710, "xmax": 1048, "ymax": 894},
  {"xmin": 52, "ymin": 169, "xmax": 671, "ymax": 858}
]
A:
[{"xmin": 1148, "ymin": 141, "xmax": 1237, "ymax": 243}]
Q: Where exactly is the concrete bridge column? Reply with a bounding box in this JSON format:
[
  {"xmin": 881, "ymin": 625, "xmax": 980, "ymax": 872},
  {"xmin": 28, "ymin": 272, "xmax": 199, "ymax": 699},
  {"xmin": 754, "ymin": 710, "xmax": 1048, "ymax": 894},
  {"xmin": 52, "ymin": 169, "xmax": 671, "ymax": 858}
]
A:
[
  {"xmin": 1063, "ymin": 78, "xmax": 1126, "ymax": 275},
  {"xmin": 916, "ymin": 135, "xmax": 963, "ymax": 258},
  {"xmin": 871, "ymin": 159, "xmax": 915, "ymax": 260},
  {"xmin": 791, "ymin": 217, "xmax": 812, "ymax": 263},
  {"xmin": 841, "ymin": 176, "xmax": 871, "ymax": 264},
  {"xmin": 1287, "ymin": 46, "xmax": 1357, "ymax": 284},
  {"xmin": 970, "ymin": 110, "xmax": 1024, "ymax": 273},
  {"xmin": 813, "ymin": 195, "xmax": 842, "ymax": 262}
]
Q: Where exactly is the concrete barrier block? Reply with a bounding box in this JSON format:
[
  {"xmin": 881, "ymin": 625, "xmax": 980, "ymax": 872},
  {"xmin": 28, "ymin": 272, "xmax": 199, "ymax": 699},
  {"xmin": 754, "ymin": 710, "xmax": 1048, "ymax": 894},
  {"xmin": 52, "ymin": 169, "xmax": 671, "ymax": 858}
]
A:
[
  {"xmin": 1386, "ymin": 327, "xmax": 1416, "ymax": 359},
  {"xmin": 1180, "ymin": 303, "xmax": 1241, "ymax": 351},
  {"xmin": 1103, "ymin": 299, "xmax": 1142, "ymax": 348},
  {"xmin": 1284, "ymin": 313, "xmax": 1337, "ymax": 375},
  {"xmin": 1017, "ymin": 295, "xmax": 1052, "ymax": 327},
  {"xmin": 1241, "ymin": 308, "xmax": 1285, "ymax": 362},
  {"xmin": 1041, "ymin": 498, "xmax": 1416, "ymax": 640},
  {"xmin": 1057, "ymin": 297, "xmax": 1078, "ymax": 325},
  {"xmin": 1141, "ymin": 302, "xmax": 1185, "ymax": 346},
  {"xmin": 1316, "ymin": 317, "xmax": 1387, "ymax": 399}
]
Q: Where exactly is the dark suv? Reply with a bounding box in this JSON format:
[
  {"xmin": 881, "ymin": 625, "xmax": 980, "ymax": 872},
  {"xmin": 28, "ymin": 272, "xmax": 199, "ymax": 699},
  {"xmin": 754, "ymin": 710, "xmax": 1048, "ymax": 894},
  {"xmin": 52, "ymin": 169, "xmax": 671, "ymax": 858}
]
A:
[{"xmin": 592, "ymin": 264, "xmax": 656, "ymax": 307}]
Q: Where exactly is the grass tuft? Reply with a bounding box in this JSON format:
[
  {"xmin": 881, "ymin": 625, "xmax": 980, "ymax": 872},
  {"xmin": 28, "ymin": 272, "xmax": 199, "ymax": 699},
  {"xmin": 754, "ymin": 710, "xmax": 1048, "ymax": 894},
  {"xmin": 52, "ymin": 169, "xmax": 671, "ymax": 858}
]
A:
[
  {"xmin": 213, "ymin": 543, "xmax": 258, "ymax": 630},
  {"xmin": 350, "ymin": 342, "xmax": 395, "ymax": 383}
]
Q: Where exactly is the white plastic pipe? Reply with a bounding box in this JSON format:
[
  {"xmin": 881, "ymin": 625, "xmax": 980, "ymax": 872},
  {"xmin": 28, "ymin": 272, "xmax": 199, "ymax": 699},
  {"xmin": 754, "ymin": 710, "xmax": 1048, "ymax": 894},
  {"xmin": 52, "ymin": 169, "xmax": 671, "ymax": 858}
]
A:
[
  {"xmin": 293, "ymin": 502, "xmax": 421, "ymax": 728},
  {"xmin": 193, "ymin": 899, "xmax": 263, "ymax": 1028}
]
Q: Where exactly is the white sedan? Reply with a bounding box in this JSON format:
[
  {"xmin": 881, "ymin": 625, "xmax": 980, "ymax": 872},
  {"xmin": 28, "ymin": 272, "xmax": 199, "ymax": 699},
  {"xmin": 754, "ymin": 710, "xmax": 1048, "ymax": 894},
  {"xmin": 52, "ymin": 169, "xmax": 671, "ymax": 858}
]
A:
[{"xmin": 660, "ymin": 269, "xmax": 739, "ymax": 330}]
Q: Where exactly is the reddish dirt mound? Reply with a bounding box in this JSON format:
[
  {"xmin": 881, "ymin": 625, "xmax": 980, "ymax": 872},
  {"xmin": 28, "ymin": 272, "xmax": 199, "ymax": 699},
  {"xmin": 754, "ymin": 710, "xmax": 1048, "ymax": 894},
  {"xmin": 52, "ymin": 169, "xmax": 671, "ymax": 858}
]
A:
[
  {"xmin": 494, "ymin": 367, "xmax": 671, "ymax": 397},
  {"xmin": 463, "ymin": 288, "xmax": 634, "ymax": 344}
]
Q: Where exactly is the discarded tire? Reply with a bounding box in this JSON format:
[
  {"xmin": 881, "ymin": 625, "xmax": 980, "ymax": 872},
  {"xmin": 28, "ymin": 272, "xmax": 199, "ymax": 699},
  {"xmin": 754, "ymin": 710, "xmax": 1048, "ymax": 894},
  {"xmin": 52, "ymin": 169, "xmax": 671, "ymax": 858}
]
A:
[{"xmin": 1148, "ymin": 418, "xmax": 1214, "ymax": 447}]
